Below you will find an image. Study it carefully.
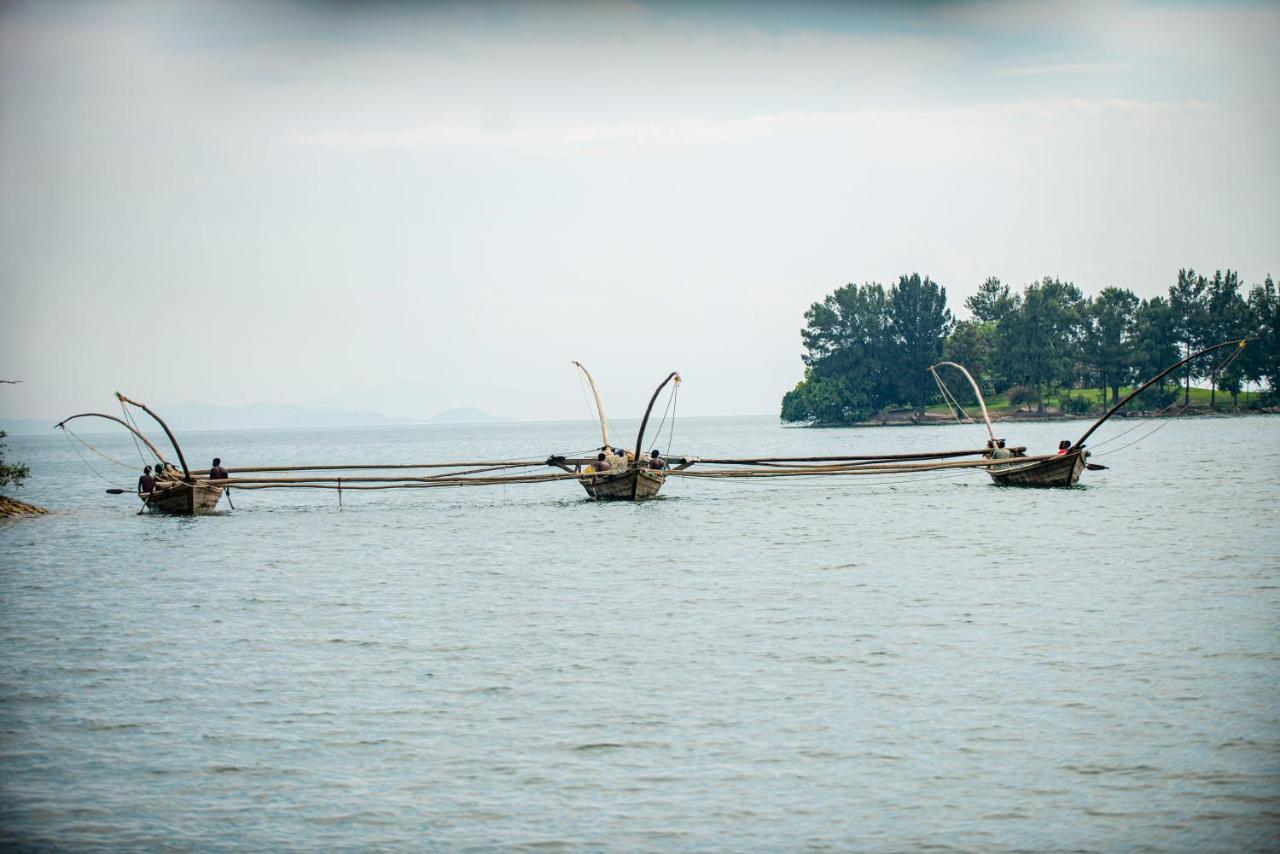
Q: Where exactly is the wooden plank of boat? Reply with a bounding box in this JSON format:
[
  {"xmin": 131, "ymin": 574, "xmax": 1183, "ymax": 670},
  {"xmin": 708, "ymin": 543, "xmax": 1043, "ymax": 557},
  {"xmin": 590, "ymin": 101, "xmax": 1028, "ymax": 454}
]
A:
[
  {"xmin": 988, "ymin": 450, "xmax": 1087, "ymax": 488},
  {"xmin": 143, "ymin": 481, "xmax": 225, "ymax": 514},
  {"xmin": 579, "ymin": 467, "xmax": 665, "ymax": 500}
]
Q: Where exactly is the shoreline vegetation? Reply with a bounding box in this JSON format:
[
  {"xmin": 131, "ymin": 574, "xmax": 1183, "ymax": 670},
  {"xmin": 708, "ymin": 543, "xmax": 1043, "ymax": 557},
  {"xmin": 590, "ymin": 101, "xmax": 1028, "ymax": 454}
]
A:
[
  {"xmin": 0, "ymin": 428, "xmax": 42, "ymax": 518},
  {"xmin": 834, "ymin": 385, "xmax": 1276, "ymax": 428},
  {"xmin": 781, "ymin": 270, "xmax": 1279, "ymax": 427},
  {"xmin": 807, "ymin": 403, "xmax": 1279, "ymax": 429}
]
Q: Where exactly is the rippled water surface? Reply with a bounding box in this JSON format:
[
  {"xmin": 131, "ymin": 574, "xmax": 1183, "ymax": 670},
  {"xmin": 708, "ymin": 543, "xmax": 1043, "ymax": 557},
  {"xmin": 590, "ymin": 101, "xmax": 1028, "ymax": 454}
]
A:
[{"xmin": 2, "ymin": 415, "xmax": 1278, "ymax": 850}]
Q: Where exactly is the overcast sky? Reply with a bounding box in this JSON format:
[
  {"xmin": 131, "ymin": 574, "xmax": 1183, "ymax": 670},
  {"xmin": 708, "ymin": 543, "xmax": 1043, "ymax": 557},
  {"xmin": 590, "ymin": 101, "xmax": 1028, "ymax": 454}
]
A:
[{"xmin": 1, "ymin": 0, "xmax": 1276, "ymax": 421}]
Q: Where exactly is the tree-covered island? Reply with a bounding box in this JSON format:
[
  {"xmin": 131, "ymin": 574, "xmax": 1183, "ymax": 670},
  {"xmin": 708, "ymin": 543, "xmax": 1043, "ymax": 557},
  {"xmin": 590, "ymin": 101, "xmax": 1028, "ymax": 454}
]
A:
[{"xmin": 781, "ymin": 269, "xmax": 1280, "ymax": 425}]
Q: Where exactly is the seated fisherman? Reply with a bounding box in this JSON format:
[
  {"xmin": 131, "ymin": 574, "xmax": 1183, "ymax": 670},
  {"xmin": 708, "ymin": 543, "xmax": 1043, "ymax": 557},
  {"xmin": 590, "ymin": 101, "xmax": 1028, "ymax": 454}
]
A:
[
  {"xmin": 1056, "ymin": 441, "xmax": 1071, "ymax": 455},
  {"xmin": 992, "ymin": 439, "xmax": 1013, "ymax": 460},
  {"xmin": 648, "ymin": 449, "xmax": 666, "ymax": 470},
  {"xmin": 137, "ymin": 465, "xmax": 156, "ymax": 495},
  {"xmin": 209, "ymin": 457, "xmax": 229, "ymax": 479},
  {"xmin": 592, "ymin": 452, "xmax": 612, "ymax": 473}
]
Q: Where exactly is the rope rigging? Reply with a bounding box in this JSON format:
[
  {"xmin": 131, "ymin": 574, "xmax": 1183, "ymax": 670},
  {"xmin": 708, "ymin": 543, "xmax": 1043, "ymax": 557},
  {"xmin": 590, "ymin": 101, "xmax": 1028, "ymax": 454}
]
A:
[
  {"xmin": 63, "ymin": 428, "xmax": 128, "ymax": 490},
  {"xmin": 930, "ymin": 368, "xmax": 974, "ymax": 426},
  {"xmin": 63, "ymin": 427, "xmax": 139, "ymax": 470},
  {"xmin": 650, "ymin": 379, "xmax": 678, "ymax": 454},
  {"xmin": 118, "ymin": 397, "xmax": 150, "ymax": 466},
  {"xmin": 665, "ymin": 381, "xmax": 678, "ymax": 455},
  {"xmin": 576, "ymin": 371, "xmax": 599, "ymax": 439},
  {"xmin": 1091, "ymin": 415, "xmax": 1180, "ymax": 458}
]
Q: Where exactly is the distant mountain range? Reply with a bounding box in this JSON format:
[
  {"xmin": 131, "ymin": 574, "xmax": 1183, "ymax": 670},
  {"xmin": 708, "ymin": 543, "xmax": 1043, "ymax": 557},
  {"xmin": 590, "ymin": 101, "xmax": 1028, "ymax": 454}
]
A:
[{"xmin": 1, "ymin": 402, "xmax": 511, "ymax": 435}]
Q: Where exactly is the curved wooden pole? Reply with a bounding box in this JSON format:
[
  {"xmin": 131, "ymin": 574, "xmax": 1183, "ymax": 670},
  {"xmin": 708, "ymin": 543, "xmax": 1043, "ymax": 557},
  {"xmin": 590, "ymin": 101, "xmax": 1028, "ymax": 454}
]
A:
[
  {"xmin": 1071, "ymin": 338, "xmax": 1249, "ymax": 451},
  {"xmin": 930, "ymin": 361, "xmax": 996, "ymax": 444},
  {"xmin": 571, "ymin": 361, "xmax": 610, "ymax": 449},
  {"xmin": 634, "ymin": 371, "xmax": 680, "ymax": 459},
  {"xmin": 116, "ymin": 392, "xmax": 191, "ymax": 481},
  {"xmin": 55, "ymin": 412, "xmax": 172, "ymax": 467}
]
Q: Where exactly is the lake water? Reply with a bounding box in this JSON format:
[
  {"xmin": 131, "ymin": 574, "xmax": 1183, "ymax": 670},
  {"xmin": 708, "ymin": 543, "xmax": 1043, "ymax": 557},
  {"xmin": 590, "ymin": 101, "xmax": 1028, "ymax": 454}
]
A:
[{"xmin": 2, "ymin": 415, "xmax": 1278, "ymax": 850}]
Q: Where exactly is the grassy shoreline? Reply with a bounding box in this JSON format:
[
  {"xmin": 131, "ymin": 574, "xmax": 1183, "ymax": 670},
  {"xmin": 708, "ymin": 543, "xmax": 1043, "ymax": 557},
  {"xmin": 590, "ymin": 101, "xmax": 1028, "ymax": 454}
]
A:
[{"xmin": 794, "ymin": 387, "xmax": 1275, "ymax": 428}]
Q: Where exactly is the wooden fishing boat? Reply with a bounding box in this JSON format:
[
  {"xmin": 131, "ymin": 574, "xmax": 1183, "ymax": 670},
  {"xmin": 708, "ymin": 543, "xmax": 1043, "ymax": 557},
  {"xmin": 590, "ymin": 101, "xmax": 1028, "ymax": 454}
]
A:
[
  {"xmin": 988, "ymin": 448, "xmax": 1087, "ymax": 487},
  {"xmin": 932, "ymin": 338, "xmax": 1250, "ymax": 488},
  {"xmin": 567, "ymin": 363, "xmax": 680, "ymax": 501},
  {"xmin": 142, "ymin": 479, "xmax": 225, "ymax": 514},
  {"xmin": 929, "ymin": 360, "xmax": 1077, "ymax": 487},
  {"xmin": 57, "ymin": 392, "xmax": 225, "ymax": 515},
  {"xmin": 580, "ymin": 466, "xmax": 666, "ymax": 500}
]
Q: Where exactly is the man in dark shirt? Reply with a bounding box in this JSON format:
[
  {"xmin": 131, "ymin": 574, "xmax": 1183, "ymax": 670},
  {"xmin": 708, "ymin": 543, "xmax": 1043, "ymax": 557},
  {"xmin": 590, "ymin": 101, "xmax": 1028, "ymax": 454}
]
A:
[
  {"xmin": 137, "ymin": 465, "xmax": 156, "ymax": 495},
  {"xmin": 209, "ymin": 458, "xmax": 229, "ymax": 480},
  {"xmin": 648, "ymin": 449, "xmax": 666, "ymax": 470}
]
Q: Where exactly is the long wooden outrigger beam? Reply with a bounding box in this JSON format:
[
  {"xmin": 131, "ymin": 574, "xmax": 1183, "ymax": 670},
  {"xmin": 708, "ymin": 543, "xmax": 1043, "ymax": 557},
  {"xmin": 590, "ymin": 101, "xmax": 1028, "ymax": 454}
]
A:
[
  {"xmin": 54, "ymin": 412, "xmax": 173, "ymax": 468},
  {"xmin": 116, "ymin": 392, "xmax": 192, "ymax": 481},
  {"xmin": 634, "ymin": 371, "xmax": 680, "ymax": 458},
  {"xmin": 930, "ymin": 361, "xmax": 997, "ymax": 445},
  {"xmin": 1071, "ymin": 338, "xmax": 1251, "ymax": 451},
  {"xmin": 572, "ymin": 361, "xmax": 611, "ymax": 450}
]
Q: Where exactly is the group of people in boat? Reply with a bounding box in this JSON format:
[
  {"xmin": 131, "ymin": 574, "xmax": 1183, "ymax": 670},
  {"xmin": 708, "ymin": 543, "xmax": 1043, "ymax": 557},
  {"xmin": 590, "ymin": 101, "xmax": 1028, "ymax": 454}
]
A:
[
  {"xmin": 983, "ymin": 439, "xmax": 1074, "ymax": 461},
  {"xmin": 583, "ymin": 448, "xmax": 667, "ymax": 474},
  {"xmin": 136, "ymin": 457, "xmax": 228, "ymax": 495}
]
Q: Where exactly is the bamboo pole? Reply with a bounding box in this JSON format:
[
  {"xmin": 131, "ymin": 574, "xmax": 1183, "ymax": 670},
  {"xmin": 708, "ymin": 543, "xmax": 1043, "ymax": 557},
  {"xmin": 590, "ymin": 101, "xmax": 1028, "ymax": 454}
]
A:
[
  {"xmin": 930, "ymin": 362, "xmax": 997, "ymax": 444},
  {"xmin": 693, "ymin": 448, "xmax": 1010, "ymax": 465},
  {"xmin": 666, "ymin": 454, "xmax": 1058, "ymax": 478},
  {"xmin": 634, "ymin": 371, "xmax": 680, "ymax": 459},
  {"xmin": 116, "ymin": 392, "xmax": 191, "ymax": 481},
  {"xmin": 572, "ymin": 361, "xmax": 611, "ymax": 449},
  {"xmin": 212, "ymin": 471, "xmax": 582, "ymax": 486},
  {"xmin": 187, "ymin": 460, "xmax": 543, "ymax": 476},
  {"xmin": 1072, "ymin": 338, "xmax": 1252, "ymax": 450},
  {"xmin": 55, "ymin": 412, "xmax": 172, "ymax": 467},
  {"xmin": 212, "ymin": 454, "xmax": 1052, "ymax": 487}
]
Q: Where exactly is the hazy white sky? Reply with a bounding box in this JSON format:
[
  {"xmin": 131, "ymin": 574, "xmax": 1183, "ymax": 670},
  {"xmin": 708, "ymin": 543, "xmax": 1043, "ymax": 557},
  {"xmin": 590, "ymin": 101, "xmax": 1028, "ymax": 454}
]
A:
[{"xmin": 1, "ymin": 0, "xmax": 1276, "ymax": 421}]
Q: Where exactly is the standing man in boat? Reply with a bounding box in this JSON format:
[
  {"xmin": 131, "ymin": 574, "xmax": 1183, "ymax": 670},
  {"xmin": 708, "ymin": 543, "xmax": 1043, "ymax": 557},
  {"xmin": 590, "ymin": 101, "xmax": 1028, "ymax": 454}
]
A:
[
  {"xmin": 137, "ymin": 465, "xmax": 156, "ymax": 495},
  {"xmin": 209, "ymin": 458, "xmax": 229, "ymax": 480}
]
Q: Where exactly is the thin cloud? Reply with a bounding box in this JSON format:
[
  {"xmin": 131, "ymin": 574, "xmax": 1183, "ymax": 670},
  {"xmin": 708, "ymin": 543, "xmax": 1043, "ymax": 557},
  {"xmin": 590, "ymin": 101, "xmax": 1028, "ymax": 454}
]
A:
[
  {"xmin": 999, "ymin": 60, "xmax": 1137, "ymax": 76},
  {"xmin": 289, "ymin": 99, "xmax": 1216, "ymax": 153}
]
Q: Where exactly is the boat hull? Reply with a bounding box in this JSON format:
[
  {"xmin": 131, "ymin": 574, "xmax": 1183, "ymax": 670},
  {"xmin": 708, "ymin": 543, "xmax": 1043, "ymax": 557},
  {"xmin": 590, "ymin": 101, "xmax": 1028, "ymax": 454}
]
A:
[
  {"xmin": 142, "ymin": 481, "xmax": 224, "ymax": 514},
  {"xmin": 579, "ymin": 467, "xmax": 665, "ymax": 500},
  {"xmin": 989, "ymin": 450, "xmax": 1087, "ymax": 487}
]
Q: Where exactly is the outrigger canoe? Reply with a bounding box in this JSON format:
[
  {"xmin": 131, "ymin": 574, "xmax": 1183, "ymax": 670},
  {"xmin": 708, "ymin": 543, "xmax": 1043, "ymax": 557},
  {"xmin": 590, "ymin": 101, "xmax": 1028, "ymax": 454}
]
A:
[
  {"xmin": 988, "ymin": 448, "xmax": 1088, "ymax": 487},
  {"xmin": 142, "ymin": 479, "xmax": 225, "ymax": 514},
  {"xmin": 568, "ymin": 364, "xmax": 680, "ymax": 501}
]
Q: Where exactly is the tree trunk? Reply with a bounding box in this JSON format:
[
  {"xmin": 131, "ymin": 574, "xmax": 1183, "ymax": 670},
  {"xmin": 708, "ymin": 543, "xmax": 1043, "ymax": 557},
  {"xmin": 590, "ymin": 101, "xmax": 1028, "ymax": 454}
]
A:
[{"xmin": 1183, "ymin": 347, "xmax": 1191, "ymax": 406}]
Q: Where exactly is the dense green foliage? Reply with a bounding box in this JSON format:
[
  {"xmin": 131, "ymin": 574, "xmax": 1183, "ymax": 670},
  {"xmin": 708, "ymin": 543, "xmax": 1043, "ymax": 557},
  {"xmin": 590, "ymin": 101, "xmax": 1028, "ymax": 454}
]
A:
[
  {"xmin": 781, "ymin": 274, "xmax": 951, "ymax": 422},
  {"xmin": 0, "ymin": 430, "xmax": 30, "ymax": 490},
  {"xmin": 782, "ymin": 269, "xmax": 1277, "ymax": 423}
]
